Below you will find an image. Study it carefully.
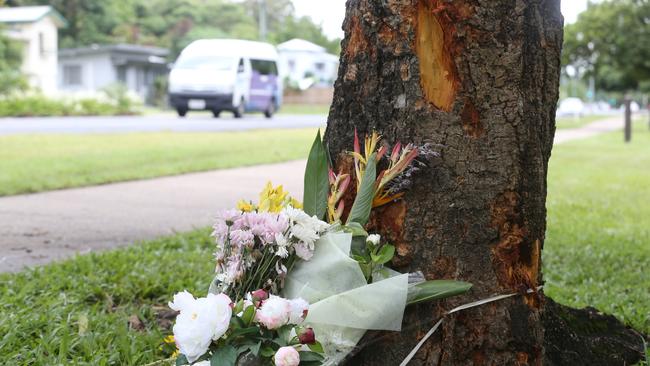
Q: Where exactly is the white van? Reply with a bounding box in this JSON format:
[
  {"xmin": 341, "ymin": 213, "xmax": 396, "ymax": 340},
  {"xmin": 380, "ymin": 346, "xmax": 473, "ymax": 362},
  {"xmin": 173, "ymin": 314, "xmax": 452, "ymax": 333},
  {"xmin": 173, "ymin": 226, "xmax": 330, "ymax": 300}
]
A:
[{"xmin": 168, "ymin": 39, "xmax": 282, "ymax": 118}]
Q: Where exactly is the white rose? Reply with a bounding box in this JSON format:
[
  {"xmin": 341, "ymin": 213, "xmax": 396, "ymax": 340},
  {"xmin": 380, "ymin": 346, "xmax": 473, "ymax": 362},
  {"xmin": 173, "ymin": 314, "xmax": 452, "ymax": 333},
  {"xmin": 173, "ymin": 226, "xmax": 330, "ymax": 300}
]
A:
[
  {"xmin": 274, "ymin": 346, "xmax": 300, "ymax": 366},
  {"xmin": 256, "ymin": 295, "xmax": 291, "ymax": 329},
  {"xmin": 170, "ymin": 292, "xmax": 232, "ymax": 363},
  {"xmin": 366, "ymin": 234, "xmax": 381, "ymax": 245},
  {"xmin": 288, "ymin": 298, "xmax": 309, "ymax": 325},
  {"xmin": 168, "ymin": 290, "xmax": 195, "ymax": 312}
]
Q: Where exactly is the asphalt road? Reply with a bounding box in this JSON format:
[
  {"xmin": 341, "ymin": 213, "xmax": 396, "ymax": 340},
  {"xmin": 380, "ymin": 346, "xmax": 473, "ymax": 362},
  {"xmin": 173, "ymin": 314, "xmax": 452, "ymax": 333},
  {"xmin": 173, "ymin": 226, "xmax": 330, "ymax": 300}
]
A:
[{"xmin": 0, "ymin": 113, "xmax": 327, "ymax": 135}]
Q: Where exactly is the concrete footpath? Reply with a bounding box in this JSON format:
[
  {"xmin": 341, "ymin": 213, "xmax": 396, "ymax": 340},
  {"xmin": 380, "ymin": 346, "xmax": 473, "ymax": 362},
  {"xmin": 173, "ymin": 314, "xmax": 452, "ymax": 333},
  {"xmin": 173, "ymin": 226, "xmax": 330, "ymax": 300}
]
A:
[
  {"xmin": 0, "ymin": 117, "xmax": 625, "ymax": 272},
  {"xmin": 0, "ymin": 160, "xmax": 306, "ymax": 272},
  {"xmin": 553, "ymin": 116, "xmax": 623, "ymax": 144}
]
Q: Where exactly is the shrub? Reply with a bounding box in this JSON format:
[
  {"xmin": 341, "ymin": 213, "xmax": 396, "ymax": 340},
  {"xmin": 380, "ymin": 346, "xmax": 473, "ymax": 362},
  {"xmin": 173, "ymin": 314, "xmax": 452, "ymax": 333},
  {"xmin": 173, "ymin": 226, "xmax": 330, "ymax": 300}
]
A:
[{"xmin": 0, "ymin": 93, "xmax": 140, "ymax": 117}]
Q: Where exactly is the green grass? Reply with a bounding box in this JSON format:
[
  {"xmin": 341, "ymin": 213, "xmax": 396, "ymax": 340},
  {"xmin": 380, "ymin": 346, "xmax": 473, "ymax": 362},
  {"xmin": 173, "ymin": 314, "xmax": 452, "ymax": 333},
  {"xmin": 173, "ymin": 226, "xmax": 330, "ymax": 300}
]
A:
[
  {"xmin": 544, "ymin": 120, "xmax": 650, "ymax": 334},
  {"xmin": 0, "ymin": 129, "xmax": 316, "ymax": 196},
  {"xmin": 0, "ymin": 123, "xmax": 649, "ymax": 365},
  {"xmin": 555, "ymin": 114, "xmax": 612, "ymax": 129},
  {"xmin": 278, "ymin": 103, "xmax": 330, "ymax": 115},
  {"xmin": 0, "ymin": 229, "xmax": 215, "ymax": 365}
]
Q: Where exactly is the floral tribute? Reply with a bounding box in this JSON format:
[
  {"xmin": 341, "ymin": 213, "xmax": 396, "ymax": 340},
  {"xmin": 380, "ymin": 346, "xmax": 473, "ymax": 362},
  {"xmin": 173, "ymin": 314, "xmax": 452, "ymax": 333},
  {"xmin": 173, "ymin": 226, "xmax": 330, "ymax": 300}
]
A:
[{"xmin": 166, "ymin": 131, "xmax": 472, "ymax": 366}]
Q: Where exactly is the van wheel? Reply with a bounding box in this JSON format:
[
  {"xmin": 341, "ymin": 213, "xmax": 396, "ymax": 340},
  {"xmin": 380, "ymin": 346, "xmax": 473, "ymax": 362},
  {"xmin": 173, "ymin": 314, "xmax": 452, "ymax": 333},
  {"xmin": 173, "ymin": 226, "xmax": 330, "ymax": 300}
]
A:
[
  {"xmin": 264, "ymin": 99, "xmax": 275, "ymax": 119},
  {"xmin": 176, "ymin": 108, "xmax": 187, "ymax": 117},
  {"xmin": 234, "ymin": 99, "xmax": 245, "ymax": 118},
  {"xmin": 212, "ymin": 109, "xmax": 221, "ymax": 118}
]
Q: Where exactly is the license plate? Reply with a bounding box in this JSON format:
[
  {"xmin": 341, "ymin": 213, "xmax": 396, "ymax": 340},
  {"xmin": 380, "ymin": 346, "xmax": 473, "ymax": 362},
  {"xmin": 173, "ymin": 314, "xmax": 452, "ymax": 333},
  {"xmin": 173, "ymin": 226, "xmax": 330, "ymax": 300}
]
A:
[{"xmin": 188, "ymin": 99, "xmax": 206, "ymax": 109}]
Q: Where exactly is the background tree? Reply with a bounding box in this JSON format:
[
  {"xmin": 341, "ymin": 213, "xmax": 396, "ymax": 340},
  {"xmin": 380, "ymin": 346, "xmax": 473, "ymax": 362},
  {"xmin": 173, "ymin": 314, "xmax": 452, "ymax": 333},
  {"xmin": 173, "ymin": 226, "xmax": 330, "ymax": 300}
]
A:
[
  {"xmin": 10, "ymin": 0, "xmax": 340, "ymax": 58},
  {"xmin": 0, "ymin": 26, "xmax": 27, "ymax": 94},
  {"xmin": 324, "ymin": 0, "xmax": 645, "ymax": 365},
  {"xmin": 563, "ymin": 0, "xmax": 650, "ymax": 93}
]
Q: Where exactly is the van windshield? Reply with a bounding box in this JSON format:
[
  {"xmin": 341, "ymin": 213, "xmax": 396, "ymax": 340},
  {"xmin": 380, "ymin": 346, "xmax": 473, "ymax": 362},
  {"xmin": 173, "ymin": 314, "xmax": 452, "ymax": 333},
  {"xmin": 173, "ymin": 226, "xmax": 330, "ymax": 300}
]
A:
[{"xmin": 174, "ymin": 55, "xmax": 235, "ymax": 71}]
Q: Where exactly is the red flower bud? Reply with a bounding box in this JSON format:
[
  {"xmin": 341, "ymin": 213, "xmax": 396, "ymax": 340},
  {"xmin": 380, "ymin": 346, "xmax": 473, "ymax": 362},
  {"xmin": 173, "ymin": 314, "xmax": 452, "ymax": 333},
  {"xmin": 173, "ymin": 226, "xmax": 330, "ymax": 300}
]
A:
[
  {"xmin": 251, "ymin": 289, "xmax": 268, "ymax": 301},
  {"xmin": 298, "ymin": 327, "xmax": 316, "ymax": 345}
]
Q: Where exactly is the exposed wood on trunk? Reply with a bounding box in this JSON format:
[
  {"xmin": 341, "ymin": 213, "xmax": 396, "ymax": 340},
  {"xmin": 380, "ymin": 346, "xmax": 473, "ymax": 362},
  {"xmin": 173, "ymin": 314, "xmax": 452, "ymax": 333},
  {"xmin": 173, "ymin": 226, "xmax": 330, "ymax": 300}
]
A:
[
  {"xmin": 415, "ymin": 0, "xmax": 459, "ymax": 111},
  {"xmin": 324, "ymin": 0, "xmax": 645, "ymax": 365}
]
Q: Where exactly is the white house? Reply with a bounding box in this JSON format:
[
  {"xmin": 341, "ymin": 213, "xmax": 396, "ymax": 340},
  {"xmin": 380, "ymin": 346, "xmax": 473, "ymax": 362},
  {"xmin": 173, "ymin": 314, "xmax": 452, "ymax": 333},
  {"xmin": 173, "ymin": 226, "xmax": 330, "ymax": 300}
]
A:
[
  {"xmin": 0, "ymin": 6, "xmax": 66, "ymax": 94},
  {"xmin": 58, "ymin": 44, "xmax": 169, "ymax": 104},
  {"xmin": 277, "ymin": 38, "xmax": 339, "ymax": 88}
]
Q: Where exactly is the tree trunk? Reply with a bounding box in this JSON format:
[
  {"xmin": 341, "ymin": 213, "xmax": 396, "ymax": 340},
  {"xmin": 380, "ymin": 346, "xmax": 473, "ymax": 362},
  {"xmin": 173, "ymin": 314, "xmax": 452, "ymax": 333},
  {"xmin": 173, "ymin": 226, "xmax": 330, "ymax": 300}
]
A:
[{"xmin": 324, "ymin": 1, "xmax": 644, "ymax": 365}]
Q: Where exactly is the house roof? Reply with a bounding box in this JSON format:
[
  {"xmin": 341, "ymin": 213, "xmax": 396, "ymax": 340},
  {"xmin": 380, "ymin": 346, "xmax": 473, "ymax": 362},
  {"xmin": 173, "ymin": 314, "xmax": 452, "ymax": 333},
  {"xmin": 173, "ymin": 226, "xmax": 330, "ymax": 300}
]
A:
[
  {"xmin": 0, "ymin": 6, "xmax": 67, "ymax": 27},
  {"xmin": 277, "ymin": 38, "xmax": 327, "ymax": 53},
  {"xmin": 59, "ymin": 44, "xmax": 170, "ymax": 59}
]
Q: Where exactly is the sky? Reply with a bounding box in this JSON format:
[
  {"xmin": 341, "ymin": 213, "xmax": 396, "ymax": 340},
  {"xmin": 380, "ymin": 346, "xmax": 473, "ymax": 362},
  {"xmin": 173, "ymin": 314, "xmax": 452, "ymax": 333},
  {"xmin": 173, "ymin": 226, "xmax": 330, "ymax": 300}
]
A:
[{"xmin": 292, "ymin": 0, "xmax": 589, "ymax": 40}]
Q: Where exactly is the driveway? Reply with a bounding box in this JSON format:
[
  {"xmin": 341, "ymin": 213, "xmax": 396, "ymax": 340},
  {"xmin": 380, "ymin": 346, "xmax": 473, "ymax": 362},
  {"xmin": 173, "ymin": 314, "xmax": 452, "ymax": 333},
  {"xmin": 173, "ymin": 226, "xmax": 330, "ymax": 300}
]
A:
[{"xmin": 0, "ymin": 113, "xmax": 326, "ymax": 135}]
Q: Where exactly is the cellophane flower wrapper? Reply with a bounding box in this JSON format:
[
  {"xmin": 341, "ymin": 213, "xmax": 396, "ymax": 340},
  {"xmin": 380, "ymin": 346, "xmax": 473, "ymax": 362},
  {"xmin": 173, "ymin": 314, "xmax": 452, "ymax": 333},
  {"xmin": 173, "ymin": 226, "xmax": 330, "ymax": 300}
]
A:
[{"xmin": 284, "ymin": 232, "xmax": 409, "ymax": 364}]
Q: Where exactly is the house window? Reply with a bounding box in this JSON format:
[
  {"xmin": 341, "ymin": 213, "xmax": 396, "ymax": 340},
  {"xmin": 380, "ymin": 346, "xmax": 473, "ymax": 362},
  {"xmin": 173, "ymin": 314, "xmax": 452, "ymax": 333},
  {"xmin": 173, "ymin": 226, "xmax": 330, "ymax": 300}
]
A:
[
  {"xmin": 288, "ymin": 59, "xmax": 296, "ymax": 72},
  {"xmin": 39, "ymin": 32, "xmax": 45, "ymax": 57},
  {"xmin": 117, "ymin": 66, "xmax": 127, "ymax": 84},
  {"xmin": 314, "ymin": 62, "xmax": 325, "ymax": 71},
  {"xmin": 63, "ymin": 65, "xmax": 82, "ymax": 86}
]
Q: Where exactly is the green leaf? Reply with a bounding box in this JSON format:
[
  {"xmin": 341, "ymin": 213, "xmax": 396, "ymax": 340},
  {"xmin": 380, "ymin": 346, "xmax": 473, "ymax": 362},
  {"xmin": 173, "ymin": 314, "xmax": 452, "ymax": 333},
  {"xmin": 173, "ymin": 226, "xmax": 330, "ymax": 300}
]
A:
[
  {"xmin": 303, "ymin": 130, "xmax": 329, "ymax": 219},
  {"xmin": 344, "ymin": 222, "xmax": 368, "ymax": 237},
  {"xmin": 371, "ymin": 244, "xmax": 395, "ymax": 265},
  {"xmin": 307, "ymin": 341, "xmax": 324, "ymax": 354},
  {"xmin": 232, "ymin": 300, "xmax": 244, "ymax": 316},
  {"xmin": 241, "ymin": 305, "xmax": 255, "ymax": 326},
  {"xmin": 175, "ymin": 354, "xmax": 189, "ymax": 366},
  {"xmin": 359, "ymin": 262, "xmax": 372, "ymax": 280},
  {"xmin": 299, "ymin": 351, "xmax": 325, "ymax": 362},
  {"xmin": 351, "ymin": 254, "xmax": 369, "ymax": 263},
  {"xmin": 249, "ymin": 342, "xmax": 261, "ymax": 356},
  {"xmin": 346, "ymin": 153, "xmax": 377, "ymax": 226},
  {"xmin": 230, "ymin": 315, "xmax": 245, "ymax": 329},
  {"xmin": 277, "ymin": 324, "xmax": 293, "ymax": 343},
  {"xmin": 236, "ymin": 341, "xmax": 261, "ymax": 357},
  {"xmin": 259, "ymin": 346, "xmax": 276, "ymax": 357},
  {"xmin": 228, "ymin": 326, "xmax": 260, "ymax": 339},
  {"xmin": 407, "ymin": 280, "xmax": 473, "ymax": 305},
  {"xmin": 210, "ymin": 345, "xmax": 238, "ymax": 366}
]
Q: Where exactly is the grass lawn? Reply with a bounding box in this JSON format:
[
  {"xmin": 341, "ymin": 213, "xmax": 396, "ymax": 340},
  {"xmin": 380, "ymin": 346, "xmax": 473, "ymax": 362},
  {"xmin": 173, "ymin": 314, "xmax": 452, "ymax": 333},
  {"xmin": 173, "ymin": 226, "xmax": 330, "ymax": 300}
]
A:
[
  {"xmin": 544, "ymin": 120, "xmax": 650, "ymax": 334},
  {"xmin": 278, "ymin": 103, "xmax": 330, "ymax": 115},
  {"xmin": 0, "ymin": 230, "xmax": 215, "ymax": 365},
  {"xmin": 0, "ymin": 129, "xmax": 316, "ymax": 196},
  {"xmin": 0, "ymin": 123, "xmax": 648, "ymax": 365},
  {"xmin": 555, "ymin": 114, "xmax": 612, "ymax": 129}
]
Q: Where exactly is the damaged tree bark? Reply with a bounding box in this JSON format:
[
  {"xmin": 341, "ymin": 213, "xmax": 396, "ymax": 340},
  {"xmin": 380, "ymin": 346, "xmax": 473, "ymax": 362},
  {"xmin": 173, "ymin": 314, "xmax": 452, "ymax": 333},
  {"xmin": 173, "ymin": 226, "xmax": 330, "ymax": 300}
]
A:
[{"xmin": 324, "ymin": 0, "xmax": 645, "ymax": 365}]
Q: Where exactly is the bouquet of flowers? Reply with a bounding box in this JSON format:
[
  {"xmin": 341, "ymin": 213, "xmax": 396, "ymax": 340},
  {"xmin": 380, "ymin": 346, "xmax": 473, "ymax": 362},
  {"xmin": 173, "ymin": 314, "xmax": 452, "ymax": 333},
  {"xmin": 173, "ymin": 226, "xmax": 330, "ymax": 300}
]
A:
[{"xmin": 166, "ymin": 131, "xmax": 472, "ymax": 366}]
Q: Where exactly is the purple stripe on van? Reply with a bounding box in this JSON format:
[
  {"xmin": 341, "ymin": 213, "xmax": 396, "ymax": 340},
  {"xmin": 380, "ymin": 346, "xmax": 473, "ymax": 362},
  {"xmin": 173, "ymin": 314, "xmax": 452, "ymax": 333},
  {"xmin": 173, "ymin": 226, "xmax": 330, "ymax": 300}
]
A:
[{"xmin": 249, "ymin": 70, "xmax": 276, "ymax": 111}]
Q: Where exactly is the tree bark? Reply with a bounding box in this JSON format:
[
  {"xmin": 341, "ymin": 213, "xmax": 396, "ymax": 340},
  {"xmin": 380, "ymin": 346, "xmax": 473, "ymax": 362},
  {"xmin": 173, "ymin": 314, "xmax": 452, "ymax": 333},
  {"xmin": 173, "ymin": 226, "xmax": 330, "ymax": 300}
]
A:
[{"xmin": 324, "ymin": 0, "xmax": 644, "ymax": 365}]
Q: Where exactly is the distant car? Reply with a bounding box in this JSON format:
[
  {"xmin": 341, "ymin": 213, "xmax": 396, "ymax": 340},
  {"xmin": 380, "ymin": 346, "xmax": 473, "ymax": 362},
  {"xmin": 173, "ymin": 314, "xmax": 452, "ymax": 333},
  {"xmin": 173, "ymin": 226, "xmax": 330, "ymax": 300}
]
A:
[
  {"xmin": 168, "ymin": 39, "xmax": 282, "ymax": 118},
  {"xmin": 557, "ymin": 97, "xmax": 585, "ymax": 117}
]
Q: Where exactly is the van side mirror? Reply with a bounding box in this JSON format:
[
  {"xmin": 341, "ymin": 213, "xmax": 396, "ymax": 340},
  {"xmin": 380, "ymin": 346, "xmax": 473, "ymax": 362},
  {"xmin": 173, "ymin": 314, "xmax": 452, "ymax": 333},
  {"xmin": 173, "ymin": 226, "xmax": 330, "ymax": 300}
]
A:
[{"xmin": 237, "ymin": 63, "xmax": 245, "ymax": 73}]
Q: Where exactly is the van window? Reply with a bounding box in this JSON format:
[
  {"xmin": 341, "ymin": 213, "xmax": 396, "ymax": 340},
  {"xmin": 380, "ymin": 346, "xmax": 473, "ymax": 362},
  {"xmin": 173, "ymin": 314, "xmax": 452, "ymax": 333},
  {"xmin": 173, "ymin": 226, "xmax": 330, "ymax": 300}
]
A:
[
  {"xmin": 175, "ymin": 55, "xmax": 235, "ymax": 71},
  {"xmin": 251, "ymin": 59, "xmax": 278, "ymax": 76}
]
